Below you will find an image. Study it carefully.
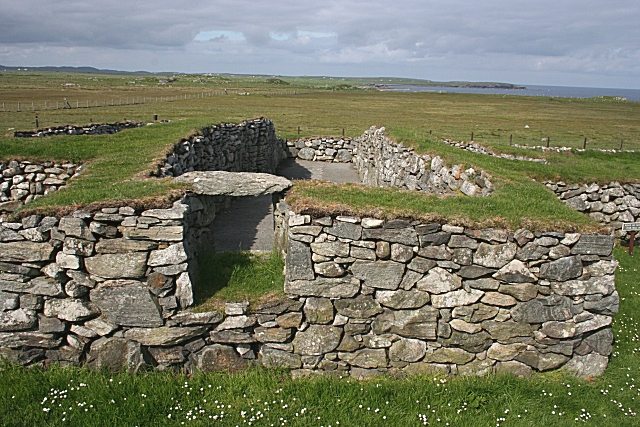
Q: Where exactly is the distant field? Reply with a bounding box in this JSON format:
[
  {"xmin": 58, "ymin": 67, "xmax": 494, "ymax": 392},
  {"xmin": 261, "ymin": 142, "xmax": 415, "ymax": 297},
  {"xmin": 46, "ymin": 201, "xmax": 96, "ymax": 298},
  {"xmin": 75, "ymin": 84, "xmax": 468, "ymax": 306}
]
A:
[{"xmin": 0, "ymin": 71, "xmax": 639, "ymax": 229}]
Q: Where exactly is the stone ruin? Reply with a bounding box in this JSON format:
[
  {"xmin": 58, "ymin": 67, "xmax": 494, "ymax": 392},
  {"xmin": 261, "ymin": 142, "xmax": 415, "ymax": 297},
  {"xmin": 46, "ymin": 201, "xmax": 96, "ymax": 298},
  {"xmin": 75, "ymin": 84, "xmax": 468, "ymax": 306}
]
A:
[{"xmin": 0, "ymin": 118, "xmax": 623, "ymax": 378}]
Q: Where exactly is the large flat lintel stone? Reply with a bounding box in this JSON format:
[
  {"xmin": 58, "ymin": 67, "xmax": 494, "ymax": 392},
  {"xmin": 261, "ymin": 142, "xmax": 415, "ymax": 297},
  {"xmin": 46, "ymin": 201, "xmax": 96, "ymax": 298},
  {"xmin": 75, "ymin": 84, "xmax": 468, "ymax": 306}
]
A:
[{"xmin": 175, "ymin": 171, "xmax": 292, "ymax": 196}]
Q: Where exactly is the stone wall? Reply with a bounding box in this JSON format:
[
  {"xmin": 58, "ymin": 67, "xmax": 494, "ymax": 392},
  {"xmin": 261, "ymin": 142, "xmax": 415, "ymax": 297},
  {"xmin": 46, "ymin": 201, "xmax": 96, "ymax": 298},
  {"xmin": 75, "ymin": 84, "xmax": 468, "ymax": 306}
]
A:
[
  {"xmin": 1, "ymin": 161, "xmax": 83, "ymax": 220},
  {"xmin": 288, "ymin": 127, "xmax": 494, "ymax": 196},
  {"xmin": 154, "ymin": 118, "xmax": 288, "ymax": 178},
  {"xmin": 547, "ymin": 181, "xmax": 640, "ymax": 237},
  {"xmin": 440, "ymin": 138, "xmax": 548, "ymax": 164},
  {"xmin": 13, "ymin": 122, "xmax": 146, "ymax": 138}
]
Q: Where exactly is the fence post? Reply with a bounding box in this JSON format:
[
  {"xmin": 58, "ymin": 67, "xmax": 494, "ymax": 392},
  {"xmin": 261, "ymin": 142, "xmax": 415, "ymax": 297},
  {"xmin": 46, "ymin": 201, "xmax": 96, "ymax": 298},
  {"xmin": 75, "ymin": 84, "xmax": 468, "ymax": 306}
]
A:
[
  {"xmin": 510, "ymin": 134, "xmax": 513, "ymax": 145},
  {"xmin": 35, "ymin": 116, "xmax": 38, "ymax": 129},
  {"xmin": 583, "ymin": 137, "xmax": 587, "ymax": 149},
  {"xmin": 547, "ymin": 136, "xmax": 550, "ymax": 148},
  {"xmin": 471, "ymin": 132, "xmax": 474, "ymax": 141},
  {"xmin": 298, "ymin": 126, "xmax": 300, "ymax": 135},
  {"xmin": 342, "ymin": 128, "xmax": 345, "ymax": 136},
  {"xmin": 620, "ymin": 139, "xmax": 623, "ymax": 150}
]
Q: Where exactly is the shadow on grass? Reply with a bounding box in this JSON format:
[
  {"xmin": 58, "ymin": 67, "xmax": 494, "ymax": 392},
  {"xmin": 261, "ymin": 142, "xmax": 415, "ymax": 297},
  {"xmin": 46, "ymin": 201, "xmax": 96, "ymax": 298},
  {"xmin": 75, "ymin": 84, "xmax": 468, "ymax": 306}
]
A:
[{"xmin": 192, "ymin": 250, "xmax": 285, "ymax": 312}]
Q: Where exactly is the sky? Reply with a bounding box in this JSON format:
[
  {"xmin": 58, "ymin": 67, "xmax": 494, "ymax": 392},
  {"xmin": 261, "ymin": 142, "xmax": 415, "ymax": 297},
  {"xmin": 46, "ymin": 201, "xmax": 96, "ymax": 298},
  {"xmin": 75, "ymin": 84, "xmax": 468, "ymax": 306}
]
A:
[{"xmin": 1, "ymin": 0, "xmax": 639, "ymax": 89}]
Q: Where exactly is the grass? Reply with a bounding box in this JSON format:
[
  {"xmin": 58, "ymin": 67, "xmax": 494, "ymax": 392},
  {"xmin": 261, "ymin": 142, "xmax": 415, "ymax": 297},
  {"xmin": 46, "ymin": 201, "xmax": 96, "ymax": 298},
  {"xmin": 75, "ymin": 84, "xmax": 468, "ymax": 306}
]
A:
[
  {"xmin": 191, "ymin": 251, "xmax": 285, "ymax": 313},
  {"xmin": 0, "ymin": 246, "xmax": 638, "ymax": 427}
]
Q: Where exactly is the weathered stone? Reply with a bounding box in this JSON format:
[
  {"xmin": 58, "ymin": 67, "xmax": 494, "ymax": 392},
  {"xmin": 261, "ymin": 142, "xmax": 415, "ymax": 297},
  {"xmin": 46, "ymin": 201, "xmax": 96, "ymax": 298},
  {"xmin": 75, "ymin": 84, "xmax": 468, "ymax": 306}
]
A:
[
  {"xmin": 551, "ymin": 275, "xmax": 615, "ymax": 296},
  {"xmin": 286, "ymin": 240, "xmax": 314, "ymax": 281},
  {"xmin": 498, "ymin": 284, "xmax": 538, "ymax": 301},
  {"xmin": 452, "ymin": 304, "xmax": 499, "ymax": 323},
  {"xmin": 314, "ymin": 262, "xmax": 345, "ymax": 277},
  {"xmin": 562, "ymin": 353, "xmax": 608, "ymax": 378},
  {"xmin": 516, "ymin": 350, "xmax": 568, "ymax": 371},
  {"xmin": 215, "ymin": 315, "xmax": 257, "ymax": 331},
  {"xmin": 417, "ymin": 245, "xmax": 452, "ymax": 260},
  {"xmin": 0, "ymin": 241, "xmax": 54, "ymax": 262},
  {"xmin": 209, "ymin": 330, "xmax": 256, "ymax": 344},
  {"xmin": 493, "ymin": 260, "xmax": 536, "ymax": 283},
  {"xmin": 148, "ymin": 243, "xmax": 188, "ymax": 266},
  {"xmin": 254, "ymin": 327, "xmax": 293, "ymax": 343},
  {"xmin": 339, "ymin": 348, "xmax": 387, "ymax": 368},
  {"xmin": 0, "ymin": 308, "xmax": 37, "ymax": 331},
  {"xmin": 375, "ymin": 241, "xmax": 391, "ymax": 259},
  {"xmin": 511, "ymin": 295, "xmax": 574, "ymax": 323},
  {"xmin": 335, "ymin": 295, "xmax": 383, "ymax": 318},
  {"xmin": 457, "ymin": 358, "xmax": 496, "ymax": 376},
  {"xmin": 362, "ymin": 227, "xmax": 419, "ymax": 246},
  {"xmin": 0, "ymin": 332, "xmax": 61, "ymax": 348},
  {"xmin": 350, "ymin": 260, "xmax": 404, "ymax": 290},
  {"xmin": 431, "ymin": 289, "xmax": 484, "ymax": 308},
  {"xmin": 452, "ymin": 248, "xmax": 473, "ymax": 266},
  {"xmin": 148, "ymin": 346, "xmax": 184, "ymax": 365},
  {"xmin": 541, "ymin": 321, "xmax": 576, "ymax": 339},
  {"xmin": 325, "ymin": 221, "xmax": 362, "ymax": 240},
  {"xmin": 376, "ymin": 289, "xmax": 430, "ymax": 309},
  {"xmin": 260, "ymin": 347, "xmax": 302, "ymax": 368},
  {"xmin": 254, "ymin": 299, "xmax": 303, "ymax": 315},
  {"xmin": 350, "ymin": 246, "xmax": 376, "ymax": 260},
  {"xmin": 391, "ymin": 243, "xmax": 414, "ymax": 262},
  {"xmin": 448, "ymin": 235, "xmax": 479, "ymax": 249},
  {"xmin": 424, "ymin": 347, "xmax": 474, "ymax": 364},
  {"xmin": 539, "ymin": 256, "xmax": 583, "ymax": 282},
  {"xmin": 310, "ymin": 241, "xmax": 350, "ymax": 257},
  {"xmin": 124, "ymin": 326, "xmax": 207, "ymax": 346},
  {"xmin": 195, "ymin": 344, "xmax": 248, "ymax": 372},
  {"xmin": 449, "ymin": 318, "xmax": 482, "ymax": 334},
  {"xmin": 372, "ymin": 306, "xmax": 439, "ymax": 339},
  {"xmin": 482, "ymin": 321, "xmax": 533, "ymax": 341},
  {"xmin": 176, "ymin": 171, "xmax": 292, "ymax": 196},
  {"xmin": 304, "ymin": 298, "xmax": 334, "ymax": 324},
  {"xmin": 458, "ymin": 265, "xmax": 495, "ymax": 279},
  {"xmin": 481, "ymin": 292, "xmax": 517, "ymax": 307},
  {"xmin": 487, "ymin": 342, "xmax": 527, "ymax": 361},
  {"xmin": 90, "ymin": 281, "xmax": 163, "ymax": 327},
  {"xmin": 276, "ymin": 312, "xmax": 303, "ymax": 328},
  {"xmin": 575, "ymin": 314, "xmax": 612, "ymax": 335},
  {"xmin": 337, "ymin": 334, "xmax": 364, "ymax": 352},
  {"xmin": 583, "ymin": 291, "xmax": 619, "ymax": 315},
  {"xmin": 0, "ymin": 292, "xmax": 19, "ymax": 311},
  {"xmin": 0, "ymin": 261, "xmax": 39, "ymax": 277},
  {"xmin": 408, "ymin": 257, "xmax": 437, "ymax": 273},
  {"xmin": 584, "ymin": 328, "xmax": 614, "ymax": 356},
  {"xmin": 58, "ymin": 217, "xmax": 95, "ymax": 241},
  {"xmin": 416, "ymin": 267, "xmax": 462, "ymax": 294},
  {"xmin": 62, "ymin": 237, "xmax": 94, "ymax": 257},
  {"xmin": 84, "ymin": 317, "xmax": 118, "ymax": 336},
  {"xmin": 85, "ymin": 252, "xmax": 148, "ymax": 279},
  {"xmin": 56, "ymin": 252, "xmax": 80, "ymax": 270},
  {"xmin": 24, "ymin": 277, "xmax": 64, "ymax": 296},
  {"xmin": 570, "ymin": 235, "xmax": 615, "ymax": 256},
  {"xmin": 121, "ymin": 226, "xmax": 183, "ymax": 241},
  {"xmin": 586, "ymin": 260, "xmax": 618, "ymax": 277},
  {"xmin": 473, "ymin": 243, "xmax": 517, "ymax": 268},
  {"xmin": 495, "ymin": 360, "xmax": 532, "ymax": 377},
  {"xmin": 389, "ymin": 338, "xmax": 426, "ymax": 362},
  {"xmin": 66, "ymin": 270, "xmax": 95, "ymax": 288},
  {"xmin": 38, "ymin": 314, "xmax": 67, "ymax": 333},
  {"xmin": 171, "ymin": 311, "xmax": 222, "ymax": 326},
  {"xmin": 297, "ymin": 147, "xmax": 316, "ymax": 160},
  {"xmin": 285, "ymin": 277, "xmax": 360, "ymax": 298},
  {"xmin": 419, "ymin": 232, "xmax": 451, "ymax": 247},
  {"xmin": 175, "ymin": 272, "xmax": 194, "ymax": 308},
  {"xmin": 293, "ymin": 325, "xmax": 342, "ymax": 355},
  {"xmin": 44, "ymin": 299, "xmax": 99, "ymax": 322}
]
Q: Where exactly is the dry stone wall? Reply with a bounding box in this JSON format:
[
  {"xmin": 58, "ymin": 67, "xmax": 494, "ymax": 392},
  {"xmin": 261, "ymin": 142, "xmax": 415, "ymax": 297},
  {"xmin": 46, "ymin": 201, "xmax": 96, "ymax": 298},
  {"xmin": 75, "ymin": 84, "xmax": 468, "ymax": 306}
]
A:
[
  {"xmin": 547, "ymin": 181, "xmax": 640, "ymax": 237},
  {"xmin": 154, "ymin": 118, "xmax": 287, "ymax": 178},
  {"xmin": 440, "ymin": 138, "xmax": 548, "ymax": 164},
  {"xmin": 14, "ymin": 122, "xmax": 145, "ymax": 138},
  {"xmin": 0, "ymin": 199, "xmax": 618, "ymax": 378},
  {"xmin": 1, "ymin": 161, "xmax": 83, "ymax": 220},
  {"xmin": 288, "ymin": 127, "xmax": 494, "ymax": 196},
  {"xmin": 273, "ymin": 209, "xmax": 617, "ymax": 379}
]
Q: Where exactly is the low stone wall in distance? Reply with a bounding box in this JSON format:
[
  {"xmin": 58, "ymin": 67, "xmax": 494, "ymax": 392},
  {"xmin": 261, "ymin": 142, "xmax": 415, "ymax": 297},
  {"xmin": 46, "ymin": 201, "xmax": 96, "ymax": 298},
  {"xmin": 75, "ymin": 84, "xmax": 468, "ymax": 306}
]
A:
[
  {"xmin": 547, "ymin": 181, "xmax": 640, "ymax": 237},
  {"xmin": 154, "ymin": 118, "xmax": 287, "ymax": 178},
  {"xmin": 13, "ymin": 122, "xmax": 146, "ymax": 138},
  {"xmin": 1, "ymin": 161, "xmax": 83, "ymax": 220}
]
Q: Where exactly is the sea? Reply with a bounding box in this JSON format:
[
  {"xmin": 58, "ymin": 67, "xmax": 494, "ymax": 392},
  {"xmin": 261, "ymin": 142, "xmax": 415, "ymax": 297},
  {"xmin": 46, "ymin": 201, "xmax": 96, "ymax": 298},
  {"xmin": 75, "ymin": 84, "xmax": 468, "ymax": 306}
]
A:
[{"xmin": 382, "ymin": 84, "xmax": 640, "ymax": 102}]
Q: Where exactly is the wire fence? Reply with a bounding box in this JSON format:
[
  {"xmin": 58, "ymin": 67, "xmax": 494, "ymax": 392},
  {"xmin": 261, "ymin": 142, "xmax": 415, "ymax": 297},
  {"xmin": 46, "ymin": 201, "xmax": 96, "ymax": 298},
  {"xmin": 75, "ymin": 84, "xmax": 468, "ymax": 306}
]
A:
[{"xmin": 0, "ymin": 89, "xmax": 308, "ymax": 112}]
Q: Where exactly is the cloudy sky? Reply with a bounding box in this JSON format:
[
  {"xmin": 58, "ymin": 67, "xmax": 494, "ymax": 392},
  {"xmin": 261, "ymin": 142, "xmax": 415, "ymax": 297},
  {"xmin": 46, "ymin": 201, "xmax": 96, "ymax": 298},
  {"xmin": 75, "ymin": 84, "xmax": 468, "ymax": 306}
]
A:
[{"xmin": 1, "ymin": 0, "xmax": 639, "ymax": 88}]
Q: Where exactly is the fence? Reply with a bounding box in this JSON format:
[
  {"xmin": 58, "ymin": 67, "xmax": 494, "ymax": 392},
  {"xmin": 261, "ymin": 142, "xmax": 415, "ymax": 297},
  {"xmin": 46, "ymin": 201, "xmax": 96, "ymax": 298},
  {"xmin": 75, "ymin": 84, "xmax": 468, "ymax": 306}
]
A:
[{"xmin": 0, "ymin": 89, "xmax": 307, "ymax": 113}]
